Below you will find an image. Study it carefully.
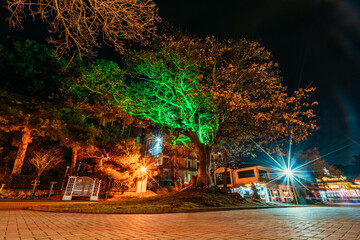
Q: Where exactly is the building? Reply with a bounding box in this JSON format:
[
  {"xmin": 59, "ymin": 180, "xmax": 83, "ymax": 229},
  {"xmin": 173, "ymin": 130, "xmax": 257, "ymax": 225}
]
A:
[
  {"xmin": 146, "ymin": 135, "xmax": 225, "ymax": 186},
  {"xmin": 214, "ymin": 164, "xmax": 294, "ymax": 203},
  {"xmin": 153, "ymin": 146, "xmax": 199, "ymax": 185},
  {"xmin": 145, "ymin": 133, "xmax": 244, "ymax": 187},
  {"xmin": 316, "ymin": 176, "xmax": 360, "ymax": 202}
]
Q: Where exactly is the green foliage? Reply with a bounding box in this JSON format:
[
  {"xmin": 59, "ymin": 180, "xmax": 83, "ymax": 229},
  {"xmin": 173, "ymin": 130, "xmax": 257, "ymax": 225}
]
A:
[
  {"xmin": 0, "ymin": 39, "xmax": 146, "ymax": 184},
  {"xmin": 0, "ymin": 39, "xmax": 66, "ymax": 97},
  {"xmin": 124, "ymin": 34, "xmax": 317, "ymax": 150},
  {"xmin": 64, "ymin": 59, "xmax": 126, "ymax": 107},
  {"xmin": 56, "ymin": 106, "xmax": 101, "ymax": 144},
  {"xmin": 125, "ymin": 46, "xmax": 216, "ymax": 145},
  {"xmin": 0, "ymin": 90, "xmax": 64, "ymax": 136}
]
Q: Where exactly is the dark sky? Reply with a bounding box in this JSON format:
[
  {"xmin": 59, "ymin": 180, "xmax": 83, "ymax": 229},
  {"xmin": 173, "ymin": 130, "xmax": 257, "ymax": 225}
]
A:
[
  {"xmin": 1, "ymin": 0, "xmax": 360, "ymax": 165},
  {"xmin": 155, "ymin": 0, "xmax": 360, "ymax": 165}
]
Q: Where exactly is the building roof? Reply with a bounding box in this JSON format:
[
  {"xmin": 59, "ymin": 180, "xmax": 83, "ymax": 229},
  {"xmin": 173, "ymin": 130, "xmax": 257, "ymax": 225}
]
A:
[{"xmin": 237, "ymin": 164, "xmax": 262, "ymax": 168}]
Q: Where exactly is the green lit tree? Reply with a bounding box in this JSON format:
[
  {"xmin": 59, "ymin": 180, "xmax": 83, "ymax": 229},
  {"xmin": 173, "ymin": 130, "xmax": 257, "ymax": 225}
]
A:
[
  {"xmin": 61, "ymin": 58, "xmax": 150, "ymax": 175},
  {"xmin": 63, "ymin": 59, "xmax": 126, "ymax": 112},
  {"xmin": 124, "ymin": 34, "xmax": 318, "ymax": 186}
]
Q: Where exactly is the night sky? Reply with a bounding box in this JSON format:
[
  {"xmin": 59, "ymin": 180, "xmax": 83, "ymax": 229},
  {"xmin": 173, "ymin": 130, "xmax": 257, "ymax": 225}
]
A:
[
  {"xmin": 156, "ymin": 0, "xmax": 360, "ymax": 166},
  {"xmin": 1, "ymin": 0, "xmax": 360, "ymax": 165}
]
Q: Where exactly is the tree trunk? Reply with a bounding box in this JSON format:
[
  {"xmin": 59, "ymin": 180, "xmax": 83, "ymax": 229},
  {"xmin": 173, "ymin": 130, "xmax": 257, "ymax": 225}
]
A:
[
  {"xmin": 169, "ymin": 150, "xmax": 176, "ymax": 185},
  {"xmin": 11, "ymin": 126, "xmax": 31, "ymax": 177},
  {"xmin": 70, "ymin": 147, "xmax": 78, "ymax": 175},
  {"xmin": 195, "ymin": 144, "xmax": 213, "ymax": 187},
  {"xmin": 171, "ymin": 150, "xmax": 180, "ymax": 189},
  {"xmin": 175, "ymin": 150, "xmax": 180, "ymax": 184},
  {"xmin": 99, "ymin": 117, "xmax": 107, "ymax": 127}
]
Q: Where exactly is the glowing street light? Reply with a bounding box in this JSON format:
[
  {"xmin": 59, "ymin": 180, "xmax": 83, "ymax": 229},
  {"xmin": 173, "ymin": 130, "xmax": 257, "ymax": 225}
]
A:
[
  {"xmin": 284, "ymin": 168, "xmax": 294, "ymax": 178},
  {"xmin": 280, "ymin": 166, "xmax": 299, "ymax": 204}
]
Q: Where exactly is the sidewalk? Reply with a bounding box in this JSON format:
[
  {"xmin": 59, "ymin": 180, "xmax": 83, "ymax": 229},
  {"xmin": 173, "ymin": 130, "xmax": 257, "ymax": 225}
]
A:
[{"xmin": 1, "ymin": 204, "xmax": 359, "ymax": 240}]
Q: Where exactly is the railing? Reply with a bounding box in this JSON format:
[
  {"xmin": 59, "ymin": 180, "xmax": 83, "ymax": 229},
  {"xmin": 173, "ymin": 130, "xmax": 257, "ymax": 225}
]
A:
[{"xmin": 7, "ymin": 175, "xmax": 62, "ymax": 190}]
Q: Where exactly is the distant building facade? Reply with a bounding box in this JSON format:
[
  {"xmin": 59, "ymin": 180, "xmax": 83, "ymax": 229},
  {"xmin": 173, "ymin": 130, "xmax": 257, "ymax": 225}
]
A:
[
  {"xmin": 214, "ymin": 165, "xmax": 294, "ymax": 203},
  {"xmin": 153, "ymin": 147, "xmax": 199, "ymax": 185},
  {"xmin": 145, "ymin": 134, "xmax": 225, "ymax": 186},
  {"xmin": 316, "ymin": 176, "xmax": 360, "ymax": 202}
]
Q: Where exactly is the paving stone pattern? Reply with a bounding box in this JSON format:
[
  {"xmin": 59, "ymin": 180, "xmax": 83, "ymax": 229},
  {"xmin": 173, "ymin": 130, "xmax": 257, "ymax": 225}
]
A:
[{"xmin": 1, "ymin": 203, "xmax": 360, "ymax": 240}]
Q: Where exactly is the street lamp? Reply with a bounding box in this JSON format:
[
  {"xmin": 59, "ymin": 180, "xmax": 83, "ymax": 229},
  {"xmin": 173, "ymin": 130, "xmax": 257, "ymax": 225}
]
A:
[
  {"xmin": 140, "ymin": 167, "xmax": 146, "ymax": 198},
  {"xmin": 281, "ymin": 167, "xmax": 298, "ymax": 204},
  {"xmin": 60, "ymin": 166, "xmax": 70, "ymax": 191},
  {"xmin": 284, "ymin": 168, "xmax": 294, "ymax": 178}
]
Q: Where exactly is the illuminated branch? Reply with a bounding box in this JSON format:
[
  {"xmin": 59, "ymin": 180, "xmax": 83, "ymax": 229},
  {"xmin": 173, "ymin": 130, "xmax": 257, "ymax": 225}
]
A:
[
  {"xmin": 7, "ymin": 0, "xmax": 160, "ymax": 57},
  {"xmin": 123, "ymin": 34, "xmax": 317, "ymax": 186}
]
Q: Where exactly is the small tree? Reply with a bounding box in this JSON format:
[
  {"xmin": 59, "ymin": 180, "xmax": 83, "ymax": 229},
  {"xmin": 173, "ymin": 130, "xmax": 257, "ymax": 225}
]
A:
[
  {"xmin": 251, "ymin": 183, "xmax": 261, "ymax": 200},
  {"xmin": 29, "ymin": 147, "xmax": 64, "ymax": 180},
  {"xmin": 298, "ymin": 147, "xmax": 343, "ymax": 179},
  {"xmin": 80, "ymin": 139, "xmax": 157, "ymax": 190}
]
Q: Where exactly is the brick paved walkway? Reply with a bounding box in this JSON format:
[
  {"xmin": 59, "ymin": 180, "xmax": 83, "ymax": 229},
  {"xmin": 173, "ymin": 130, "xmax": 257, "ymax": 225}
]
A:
[{"xmin": 1, "ymin": 203, "xmax": 360, "ymax": 240}]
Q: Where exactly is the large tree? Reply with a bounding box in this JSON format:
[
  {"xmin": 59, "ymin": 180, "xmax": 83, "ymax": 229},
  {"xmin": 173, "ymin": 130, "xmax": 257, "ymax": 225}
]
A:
[
  {"xmin": 0, "ymin": 40, "xmax": 66, "ymax": 177},
  {"xmin": 61, "ymin": 57, "xmax": 151, "ymax": 176},
  {"xmin": 6, "ymin": 0, "xmax": 160, "ymax": 57},
  {"xmin": 123, "ymin": 34, "xmax": 318, "ymax": 186},
  {"xmin": 0, "ymin": 90, "xmax": 64, "ymax": 177}
]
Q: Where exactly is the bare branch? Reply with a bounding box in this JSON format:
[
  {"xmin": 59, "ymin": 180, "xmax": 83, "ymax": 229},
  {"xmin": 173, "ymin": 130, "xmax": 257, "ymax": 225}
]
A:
[
  {"xmin": 7, "ymin": 0, "xmax": 160, "ymax": 57},
  {"xmin": 28, "ymin": 147, "xmax": 64, "ymax": 180}
]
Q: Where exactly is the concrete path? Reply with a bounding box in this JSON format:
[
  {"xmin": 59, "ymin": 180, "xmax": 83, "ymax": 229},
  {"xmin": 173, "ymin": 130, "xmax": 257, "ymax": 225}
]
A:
[{"xmin": 1, "ymin": 202, "xmax": 360, "ymax": 240}]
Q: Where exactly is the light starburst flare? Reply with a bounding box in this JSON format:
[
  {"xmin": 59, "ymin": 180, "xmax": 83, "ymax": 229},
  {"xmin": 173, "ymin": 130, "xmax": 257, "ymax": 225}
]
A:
[{"xmin": 251, "ymin": 129, "xmax": 353, "ymax": 201}]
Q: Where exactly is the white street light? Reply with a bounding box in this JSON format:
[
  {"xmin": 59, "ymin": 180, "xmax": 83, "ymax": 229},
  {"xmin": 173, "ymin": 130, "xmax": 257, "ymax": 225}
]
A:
[{"xmin": 284, "ymin": 168, "xmax": 294, "ymax": 177}]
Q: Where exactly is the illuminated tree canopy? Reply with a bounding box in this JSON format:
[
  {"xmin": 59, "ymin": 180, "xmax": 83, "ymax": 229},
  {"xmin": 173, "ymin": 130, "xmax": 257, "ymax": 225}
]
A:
[
  {"xmin": 125, "ymin": 48, "xmax": 215, "ymax": 147},
  {"xmin": 124, "ymin": 34, "xmax": 318, "ymax": 186},
  {"xmin": 61, "ymin": 33, "xmax": 318, "ymax": 186}
]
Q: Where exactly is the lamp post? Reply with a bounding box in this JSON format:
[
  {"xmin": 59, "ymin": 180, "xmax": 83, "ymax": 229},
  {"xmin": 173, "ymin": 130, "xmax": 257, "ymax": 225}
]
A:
[
  {"xmin": 61, "ymin": 166, "xmax": 69, "ymax": 191},
  {"xmin": 140, "ymin": 167, "xmax": 146, "ymax": 198},
  {"xmin": 284, "ymin": 168, "xmax": 299, "ymax": 204}
]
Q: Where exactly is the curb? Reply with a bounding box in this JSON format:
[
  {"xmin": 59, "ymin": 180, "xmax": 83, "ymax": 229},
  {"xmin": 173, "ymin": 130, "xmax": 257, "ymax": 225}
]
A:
[{"xmin": 29, "ymin": 204, "xmax": 308, "ymax": 214}]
